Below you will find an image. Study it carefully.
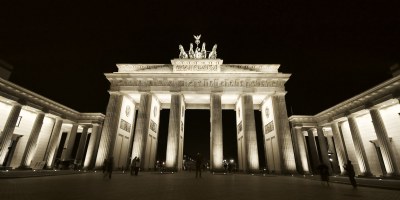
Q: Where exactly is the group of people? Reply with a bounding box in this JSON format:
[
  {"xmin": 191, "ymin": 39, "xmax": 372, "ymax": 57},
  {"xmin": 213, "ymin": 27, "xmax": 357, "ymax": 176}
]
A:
[
  {"xmin": 130, "ymin": 156, "xmax": 141, "ymax": 176},
  {"xmin": 102, "ymin": 156, "xmax": 140, "ymax": 179},
  {"xmin": 317, "ymin": 160, "xmax": 357, "ymax": 188}
]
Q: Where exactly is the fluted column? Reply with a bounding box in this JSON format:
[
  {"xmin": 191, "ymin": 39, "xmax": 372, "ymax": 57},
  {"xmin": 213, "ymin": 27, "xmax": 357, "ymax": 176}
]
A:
[
  {"xmin": 306, "ymin": 129, "xmax": 319, "ymax": 173},
  {"xmin": 291, "ymin": 126, "xmax": 302, "ymax": 173},
  {"xmin": 347, "ymin": 116, "xmax": 372, "ymax": 176},
  {"xmin": 210, "ymin": 93, "xmax": 223, "ymax": 171},
  {"xmin": 84, "ymin": 124, "xmax": 101, "ymax": 169},
  {"xmin": 45, "ymin": 118, "xmax": 63, "ymax": 168},
  {"xmin": 369, "ymin": 108, "xmax": 399, "ymax": 176},
  {"xmin": 271, "ymin": 95, "xmax": 296, "ymax": 173},
  {"xmin": 330, "ymin": 122, "xmax": 347, "ymax": 174},
  {"xmin": 18, "ymin": 112, "xmax": 45, "ymax": 168},
  {"xmin": 95, "ymin": 92, "xmax": 123, "ymax": 168},
  {"xmin": 166, "ymin": 93, "xmax": 183, "ymax": 171},
  {"xmin": 316, "ymin": 127, "xmax": 332, "ymax": 173},
  {"xmin": 61, "ymin": 123, "xmax": 78, "ymax": 161},
  {"xmin": 74, "ymin": 126, "xmax": 89, "ymax": 166},
  {"xmin": 0, "ymin": 102, "xmax": 23, "ymax": 164},
  {"xmin": 240, "ymin": 94, "xmax": 259, "ymax": 172},
  {"xmin": 294, "ymin": 126, "xmax": 310, "ymax": 173},
  {"xmin": 327, "ymin": 136, "xmax": 340, "ymax": 174},
  {"xmin": 131, "ymin": 93, "xmax": 152, "ymax": 166}
]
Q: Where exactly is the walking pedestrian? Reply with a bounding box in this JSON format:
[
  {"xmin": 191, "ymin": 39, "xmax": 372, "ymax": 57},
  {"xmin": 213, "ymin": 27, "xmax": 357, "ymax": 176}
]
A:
[
  {"xmin": 107, "ymin": 157, "xmax": 114, "ymax": 179},
  {"xmin": 130, "ymin": 157, "xmax": 136, "ymax": 176},
  {"xmin": 195, "ymin": 153, "xmax": 203, "ymax": 178},
  {"xmin": 134, "ymin": 157, "xmax": 140, "ymax": 176},
  {"xmin": 317, "ymin": 163, "xmax": 330, "ymax": 186},
  {"xmin": 102, "ymin": 158, "xmax": 108, "ymax": 179},
  {"xmin": 344, "ymin": 160, "xmax": 357, "ymax": 188}
]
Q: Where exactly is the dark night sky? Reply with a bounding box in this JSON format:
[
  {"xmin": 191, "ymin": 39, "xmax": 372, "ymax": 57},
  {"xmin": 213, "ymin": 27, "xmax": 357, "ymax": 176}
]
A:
[{"xmin": 1, "ymin": 1, "xmax": 399, "ymax": 163}]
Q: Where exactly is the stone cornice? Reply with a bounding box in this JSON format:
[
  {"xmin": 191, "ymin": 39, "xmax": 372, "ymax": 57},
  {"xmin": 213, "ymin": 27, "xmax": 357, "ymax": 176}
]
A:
[
  {"xmin": 0, "ymin": 78, "xmax": 105, "ymax": 123},
  {"xmin": 115, "ymin": 63, "xmax": 281, "ymax": 74},
  {"xmin": 314, "ymin": 75, "xmax": 400, "ymax": 123}
]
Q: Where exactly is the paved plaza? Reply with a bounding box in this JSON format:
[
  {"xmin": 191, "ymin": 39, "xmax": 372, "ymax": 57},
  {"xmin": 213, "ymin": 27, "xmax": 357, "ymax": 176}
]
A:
[{"xmin": 1, "ymin": 171, "xmax": 400, "ymax": 200}]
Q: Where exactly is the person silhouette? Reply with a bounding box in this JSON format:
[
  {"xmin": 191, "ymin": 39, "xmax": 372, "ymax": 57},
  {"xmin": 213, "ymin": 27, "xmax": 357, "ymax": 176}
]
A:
[
  {"xmin": 195, "ymin": 153, "xmax": 203, "ymax": 178},
  {"xmin": 344, "ymin": 160, "xmax": 357, "ymax": 188}
]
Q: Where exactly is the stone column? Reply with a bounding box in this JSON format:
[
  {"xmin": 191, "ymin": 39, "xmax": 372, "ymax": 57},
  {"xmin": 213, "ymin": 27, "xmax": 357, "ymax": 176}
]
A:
[
  {"xmin": 327, "ymin": 136, "xmax": 340, "ymax": 174},
  {"xmin": 291, "ymin": 126, "xmax": 303, "ymax": 173},
  {"xmin": 45, "ymin": 118, "xmax": 63, "ymax": 168},
  {"xmin": 94, "ymin": 92, "xmax": 123, "ymax": 168},
  {"xmin": 61, "ymin": 123, "xmax": 78, "ymax": 161},
  {"xmin": 306, "ymin": 129, "xmax": 319, "ymax": 173},
  {"xmin": 131, "ymin": 93, "xmax": 152, "ymax": 166},
  {"xmin": 210, "ymin": 93, "xmax": 223, "ymax": 171},
  {"xmin": 18, "ymin": 111, "xmax": 45, "ymax": 169},
  {"xmin": 240, "ymin": 94, "xmax": 259, "ymax": 172},
  {"xmin": 294, "ymin": 126, "xmax": 310, "ymax": 173},
  {"xmin": 330, "ymin": 122, "xmax": 347, "ymax": 174},
  {"xmin": 369, "ymin": 108, "xmax": 399, "ymax": 176},
  {"xmin": 0, "ymin": 102, "xmax": 23, "ymax": 164},
  {"xmin": 166, "ymin": 93, "xmax": 183, "ymax": 171},
  {"xmin": 74, "ymin": 126, "xmax": 89, "ymax": 166},
  {"xmin": 84, "ymin": 123, "xmax": 101, "ymax": 169},
  {"xmin": 271, "ymin": 95, "xmax": 296, "ymax": 173},
  {"xmin": 297, "ymin": 129, "xmax": 310, "ymax": 173},
  {"xmin": 347, "ymin": 116, "xmax": 372, "ymax": 176},
  {"xmin": 316, "ymin": 127, "xmax": 332, "ymax": 173}
]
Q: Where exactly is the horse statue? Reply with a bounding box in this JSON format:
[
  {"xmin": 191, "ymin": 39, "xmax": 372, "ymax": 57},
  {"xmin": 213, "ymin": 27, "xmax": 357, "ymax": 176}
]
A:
[
  {"xmin": 201, "ymin": 43, "xmax": 207, "ymax": 59},
  {"xmin": 188, "ymin": 43, "xmax": 195, "ymax": 59},
  {"xmin": 208, "ymin": 44, "xmax": 217, "ymax": 59},
  {"xmin": 179, "ymin": 45, "xmax": 188, "ymax": 59}
]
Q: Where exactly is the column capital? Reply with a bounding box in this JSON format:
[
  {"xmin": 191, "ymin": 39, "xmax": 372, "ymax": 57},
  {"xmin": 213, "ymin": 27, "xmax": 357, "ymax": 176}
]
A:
[
  {"xmin": 108, "ymin": 91, "xmax": 123, "ymax": 95},
  {"xmin": 364, "ymin": 102, "xmax": 380, "ymax": 110},
  {"xmin": 271, "ymin": 91, "xmax": 287, "ymax": 97},
  {"xmin": 210, "ymin": 91, "xmax": 223, "ymax": 95},
  {"xmin": 293, "ymin": 125, "xmax": 303, "ymax": 130}
]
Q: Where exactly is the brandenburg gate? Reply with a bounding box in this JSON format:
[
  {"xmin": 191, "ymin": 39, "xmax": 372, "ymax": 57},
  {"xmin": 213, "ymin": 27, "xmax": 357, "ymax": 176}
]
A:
[{"xmin": 94, "ymin": 36, "xmax": 297, "ymax": 173}]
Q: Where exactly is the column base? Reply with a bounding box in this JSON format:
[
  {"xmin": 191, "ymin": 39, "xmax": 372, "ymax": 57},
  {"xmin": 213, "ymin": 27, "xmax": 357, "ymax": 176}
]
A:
[
  {"xmin": 0, "ymin": 166, "xmax": 12, "ymax": 170},
  {"xmin": 16, "ymin": 166, "xmax": 33, "ymax": 170},
  {"xmin": 358, "ymin": 172, "xmax": 373, "ymax": 177}
]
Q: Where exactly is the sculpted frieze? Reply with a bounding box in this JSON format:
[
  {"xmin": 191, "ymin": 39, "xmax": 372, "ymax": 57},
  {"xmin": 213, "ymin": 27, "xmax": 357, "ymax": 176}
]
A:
[{"xmin": 111, "ymin": 78, "xmax": 285, "ymax": 88}]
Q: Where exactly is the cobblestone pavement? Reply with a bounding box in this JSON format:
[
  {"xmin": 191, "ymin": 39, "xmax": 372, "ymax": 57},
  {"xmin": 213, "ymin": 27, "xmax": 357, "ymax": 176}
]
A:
[{"xmin": 1, "ymin": 171, "xmax": 400, "ymax": 200}]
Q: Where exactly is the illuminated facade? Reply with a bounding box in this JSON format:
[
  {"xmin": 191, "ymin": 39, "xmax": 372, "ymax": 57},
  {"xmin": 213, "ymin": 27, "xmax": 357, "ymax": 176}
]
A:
[
  {"xmin": 95, "ymin": 36, "xmax": 296, "ymax": 173},
  {"xmin": 289, "ymin": 73, "xmax": 400, "ymax": 177},
  {"xmin": 0, "ymin": 78, "xmax": 104, "ymax": 170}
]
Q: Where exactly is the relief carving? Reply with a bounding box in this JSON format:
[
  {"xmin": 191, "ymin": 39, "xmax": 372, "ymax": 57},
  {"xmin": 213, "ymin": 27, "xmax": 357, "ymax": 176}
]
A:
[{"xmin": 111, "ymin": 78, "xmax": 285, "ymax": 89}]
